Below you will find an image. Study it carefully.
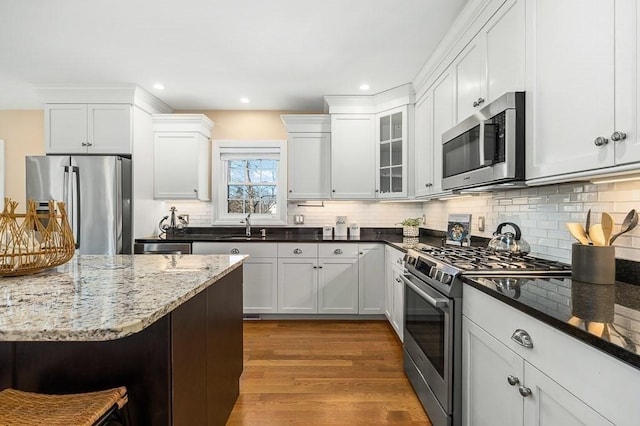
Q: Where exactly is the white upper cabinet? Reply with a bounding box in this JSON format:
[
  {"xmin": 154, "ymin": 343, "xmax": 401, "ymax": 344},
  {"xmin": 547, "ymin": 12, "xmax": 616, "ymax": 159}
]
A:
[
  {"xmin": 454, "ymin": 38, "xmax": 486, "ymax": 122},
  {"xmin": 432, "ymin": 70, "xmax": 455, "ymax": 195},
  {"xmin": 376, "ymin": 106, "xmax": 408, "ymax": 198},
  {"xmin": 485, "ymin": 0, "xmax": 526, "ymax": 102},
  {"xmin": 414, "ymin": 92, "xmax": 434, "ymax": 198},
  {"xmin": 45, "ymin": 104, "xmax": 132, "ymax": 154},
  {"xmin": 524, "ymin": 0, "xmax": 640, "ymax": 181},
  {"xmin": 324, "ymin": 84, "xmax": 414, "ymax": 200},
  {"xmin": 330, "ymin": 114, "xmax": 377, "ymax": 199},
  {"xmin": 414, "ymin": 67, "xmax": 455, "ymax": 198},
  {"xmin": 281, "ymin": 114, "xmax": 331, "ymax": 200},
  {"xmin": 454, "ymin": 0, "xmax": 525, "ymax": 123},
  {"xmin": 152, "ymin": 114, "xmax": 214, "ymax": 201}
]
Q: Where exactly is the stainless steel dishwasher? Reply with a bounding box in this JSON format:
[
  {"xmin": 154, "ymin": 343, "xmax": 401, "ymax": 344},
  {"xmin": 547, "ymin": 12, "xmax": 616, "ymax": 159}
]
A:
[{"xmin": 134, "ymin": 242, "xmax": 192, "ymax": 254}]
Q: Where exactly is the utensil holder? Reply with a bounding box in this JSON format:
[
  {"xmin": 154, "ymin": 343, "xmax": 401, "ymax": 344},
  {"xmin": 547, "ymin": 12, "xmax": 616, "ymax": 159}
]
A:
[{"xmin": 571, "ymin": 243, "xmax": 615, "ymax": 285}]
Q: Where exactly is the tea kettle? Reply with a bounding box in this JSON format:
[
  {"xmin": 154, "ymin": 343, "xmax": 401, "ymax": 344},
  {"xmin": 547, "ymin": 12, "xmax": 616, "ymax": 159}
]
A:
[{"xmin": 487, "ymin": 222, "xmax": 530, "ymax": 255}]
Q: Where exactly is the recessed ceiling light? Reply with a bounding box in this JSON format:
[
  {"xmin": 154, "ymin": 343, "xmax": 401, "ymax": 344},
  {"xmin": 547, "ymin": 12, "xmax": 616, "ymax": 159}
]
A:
[
  {"xmin": 360, "ymin": 84, "xmax": 370, "ymax": 91},
  {"xmin": 152, "ymin": 83, "xmax": 165, "ymax": 90},
  {"xmin": 240, "ymin": 97, "xmax": 250, "ymax": 104}
]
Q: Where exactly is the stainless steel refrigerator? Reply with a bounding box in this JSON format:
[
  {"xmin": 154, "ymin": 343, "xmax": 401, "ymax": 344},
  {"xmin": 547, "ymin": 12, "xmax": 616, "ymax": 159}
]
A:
[{"xmin": 25, "ymin": 155, "xmax": 132, "ymax": 255}]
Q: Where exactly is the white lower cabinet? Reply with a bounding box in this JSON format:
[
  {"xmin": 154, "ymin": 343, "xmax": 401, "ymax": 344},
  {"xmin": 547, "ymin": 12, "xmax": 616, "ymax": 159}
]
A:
[
  {"xmin": 192, "ymin": 242, "xmax": 278, "ymax": 314},
  {"xmin": 278, "ymin": 243, "xmax": 360, "ymax": 314},
  {"xmin": 385, "ymin": 245, "xmax": 405, "ymax": 341},
  {"xmin": 278, "ymin": 257, "xmax": 318, "ymax": 313},
  {"xmin": 318, "ymin": 258, "xmax": 359, "ymax": 314},
  {"xmin": 462, "ymin": 316, "xmax": 524, "ymax": 426},
  {"xmin": 463, "ymin": 284, "xmax": 639, "ymax": 426},
  {"xmin": 358, "ymin": 243, "xmax": 385, "ymax": 314}
]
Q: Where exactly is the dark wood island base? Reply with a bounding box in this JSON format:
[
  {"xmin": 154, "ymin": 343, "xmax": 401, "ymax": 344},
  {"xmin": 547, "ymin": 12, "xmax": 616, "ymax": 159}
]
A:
[{"xmin": 0, "ymin": 268, "xmax": 243, "ymax": 425}]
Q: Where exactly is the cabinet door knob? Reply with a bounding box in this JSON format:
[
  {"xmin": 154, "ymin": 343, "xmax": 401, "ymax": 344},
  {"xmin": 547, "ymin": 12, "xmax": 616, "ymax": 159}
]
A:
[
  {"xmin": 611, "ymin": 131, "xmax": 627, "ymax": 142},
  {"xmin": 230, "ymin": 248, "xmax": 240, "ymax": 254},
  {"xmin": 396, "ymin": 258, "xmax": 403, "ymax": 264},
  {"xmin": 472, "ymin": 100, "xmax": 479, "ymax": 107},
  {"xmin": 511, "ymin": 329, "xmax": 534, "ymax": 348},
  {"xmin": 395, "ymin": 278, "xmax": 401, "ymax": 283},
  {"xmin": 81, "ymin": 142, "xmax": 88, "ymax": 146},
  {"xmin": 359, "ymin": 252, "xmax": 363, "ymax": 255},
  {"xmin": 293, "ymin": 248, "xmax": 302, "ymax": 254},
  {"xmin": 518, "ymin": 386, "xmax": 532, "ymax": 397},
  {"xmin": 332, "ymin": 189, "xmax": 336, "ymax": 193},
  {"xmin": 477, "ymin": 97, "xmax": 485, "ymax": 105},
  {"xmin": 318, "ymin": 265, "xmax": 323, "ymax": 269},
  {"xmin": 313, "ymin": 265, "xmax": 318, "ymax": 269},
  {"xmin": 507, "ymin": 375, "xmax": 520, "ymax": 386},
  {"xmin": 594, "ymin": 136, "xmax": 609, "ymax": 147},
  {"xmin": 334, "ymin": 249, "xmax": 343, "ymax": 255},
  {"xmin": 289, "ymin": 189, "xmax": 293, "ymax": 193}
]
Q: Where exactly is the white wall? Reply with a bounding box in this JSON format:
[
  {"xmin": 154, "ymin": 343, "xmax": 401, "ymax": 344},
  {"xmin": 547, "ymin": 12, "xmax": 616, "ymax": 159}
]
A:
[{"xmin": 423, "ymin": 182, "xmax": 640, "ymax": 263}]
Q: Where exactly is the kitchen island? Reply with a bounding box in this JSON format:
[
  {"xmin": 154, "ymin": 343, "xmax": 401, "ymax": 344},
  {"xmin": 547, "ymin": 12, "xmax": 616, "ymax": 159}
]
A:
[{"xmin": 0, "ymin": 254, "xmax": 247, "ymax": 425}]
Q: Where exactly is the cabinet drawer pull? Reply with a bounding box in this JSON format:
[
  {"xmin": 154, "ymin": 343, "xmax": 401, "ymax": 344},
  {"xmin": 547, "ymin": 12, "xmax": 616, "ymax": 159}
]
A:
[
  {"xmin": 611, "ymin": 131, "xmax": 627, "ymax": 142},
  {"xmin": 81, "ymin": 142, "xmax": 88, "ymax": 146},
  {"xmin": 518, "ymin": 386, "xmax": 532, "ymax": 397},
  {"xmin": 594, "ymin": 136, "xmax": 609, "ymax": 147},
  {"xmin": 334, "ymin": 249, "xmax": 343, "ymax": 255},
  {"xmin": 511, "ymin": 329, "xmax": 533, "ymax": 348},
  {"xmin": 230, "ymin": 248, "xmax": 240, "ymax": 254},
  {"xmin": 507, "ymin": 375, "xmax": 520, "ymax": 386},
  {"xmin": 293, "ymin": 248, "xmax": 302, "ymax": 254}
]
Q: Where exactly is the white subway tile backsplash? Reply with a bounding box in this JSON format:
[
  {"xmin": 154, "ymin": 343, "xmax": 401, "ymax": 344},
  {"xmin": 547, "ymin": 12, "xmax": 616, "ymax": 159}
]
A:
[
  {"xmin": 423, "ymin": 181, "xmax": 640, "ymax": 263},
  {"xmin": 168, "ymin": 181, "xmax": 640, "ymax": 264}
]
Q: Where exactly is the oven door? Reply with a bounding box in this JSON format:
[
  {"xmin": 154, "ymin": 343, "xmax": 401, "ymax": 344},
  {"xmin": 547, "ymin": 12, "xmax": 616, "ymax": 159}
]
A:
[{"xmin": 401, "ymin": 272, "xmax": 453, "ymax": 414}]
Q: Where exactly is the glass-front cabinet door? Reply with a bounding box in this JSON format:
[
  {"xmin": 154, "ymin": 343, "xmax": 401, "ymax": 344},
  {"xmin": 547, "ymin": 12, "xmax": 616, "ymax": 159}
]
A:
[{"xmin": 376, "ymin": 106, "xmax": 407, "ymax": 198}]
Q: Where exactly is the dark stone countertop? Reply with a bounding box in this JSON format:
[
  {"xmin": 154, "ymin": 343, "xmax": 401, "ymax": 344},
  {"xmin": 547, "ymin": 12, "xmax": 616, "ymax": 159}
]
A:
[
  {"xmin": 135, "ymin": 227, "xmax": 490, "ymax": 251},
  {"xmin": 463, "ymin": 271, "xmax": 640, "ymax": 370}
]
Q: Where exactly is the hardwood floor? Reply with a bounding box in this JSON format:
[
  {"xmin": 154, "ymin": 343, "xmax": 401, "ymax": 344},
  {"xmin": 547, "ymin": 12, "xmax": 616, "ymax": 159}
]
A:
[{"xmin": 226, "ymin": 320, "xmax": 432, "ymax": 425}]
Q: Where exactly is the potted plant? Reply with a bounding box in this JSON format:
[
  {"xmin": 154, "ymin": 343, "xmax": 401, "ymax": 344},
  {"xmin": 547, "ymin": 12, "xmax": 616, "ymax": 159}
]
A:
[{"xmin": 398, "ymin": 217, "xmax": 421, "ymax": 237}]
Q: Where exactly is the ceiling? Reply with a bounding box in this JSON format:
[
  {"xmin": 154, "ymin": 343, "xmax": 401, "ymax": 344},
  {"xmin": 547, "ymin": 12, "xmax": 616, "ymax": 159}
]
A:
[{"xmin": 0, "ymin": 0, "xmax": 468, "ymax": 111}]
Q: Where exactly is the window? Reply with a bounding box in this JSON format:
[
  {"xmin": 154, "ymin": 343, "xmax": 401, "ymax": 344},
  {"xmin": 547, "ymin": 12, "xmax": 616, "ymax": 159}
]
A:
[{"xmin": 212, "ymin": 140, "xmax": 287, "ymax": 225}]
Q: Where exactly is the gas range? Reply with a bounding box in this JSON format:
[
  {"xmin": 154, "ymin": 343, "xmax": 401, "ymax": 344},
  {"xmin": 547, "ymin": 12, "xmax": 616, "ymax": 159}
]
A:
[{"xmin": 404, "ymin": 243, "xmax": 572, "ymax": 297}]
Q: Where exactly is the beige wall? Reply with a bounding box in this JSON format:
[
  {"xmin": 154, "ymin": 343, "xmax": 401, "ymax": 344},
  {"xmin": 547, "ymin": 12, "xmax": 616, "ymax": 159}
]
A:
[
  {"xmin": 0, "ymin": 110, "xmax": 45, "ymax": 207},
  {"xmin": 178, "ymin": 110, "xmax": 316, "ymax": 140}
]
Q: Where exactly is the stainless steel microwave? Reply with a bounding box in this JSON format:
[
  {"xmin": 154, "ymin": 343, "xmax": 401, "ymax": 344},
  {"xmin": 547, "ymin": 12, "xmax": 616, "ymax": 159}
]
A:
[{"xmin": 441, "ymin": 92, "xmax": 525, "ymax": 191}]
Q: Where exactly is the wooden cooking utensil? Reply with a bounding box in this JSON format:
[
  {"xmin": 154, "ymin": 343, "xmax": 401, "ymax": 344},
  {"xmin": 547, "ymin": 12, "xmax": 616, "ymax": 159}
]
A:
[
  {"xmin": 601, "ymin": 212, "xmax": 614, "ymax": 245},
  {"xmin": 589, "ymin": 224, "xmax": 606, "ymax": 246},
  {"xmin": 566, "ymin": 223, "xmax": 590, "ymax": 245}
]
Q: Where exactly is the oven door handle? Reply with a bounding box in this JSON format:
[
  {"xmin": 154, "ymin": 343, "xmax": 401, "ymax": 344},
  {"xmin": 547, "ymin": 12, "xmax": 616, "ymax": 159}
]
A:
[{"xmin": 400, "ymin": 274, "xmax": 449, "ymax": 309}]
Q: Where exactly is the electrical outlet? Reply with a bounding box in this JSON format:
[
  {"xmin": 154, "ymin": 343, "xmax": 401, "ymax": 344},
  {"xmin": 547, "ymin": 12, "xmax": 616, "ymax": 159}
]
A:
[
  {"xmin": 294, "ymin": 214, "xmax": 305, "ymax": 225},
  {"xmin": 478, "ymin": 216, "xmax": 485, "ymax": 232}
]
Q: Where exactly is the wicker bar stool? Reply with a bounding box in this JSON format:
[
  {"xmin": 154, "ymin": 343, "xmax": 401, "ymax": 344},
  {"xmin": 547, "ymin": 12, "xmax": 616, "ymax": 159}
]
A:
[{"xmin": 0, "ymin": 386, "xmax": 130, "ymax": 426}]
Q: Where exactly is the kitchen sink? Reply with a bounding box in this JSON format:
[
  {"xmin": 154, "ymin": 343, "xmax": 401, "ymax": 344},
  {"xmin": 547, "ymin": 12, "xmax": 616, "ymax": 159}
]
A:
[{"xmin": 215, "ymin": 236, "xmax": 266, "ymax": 241}]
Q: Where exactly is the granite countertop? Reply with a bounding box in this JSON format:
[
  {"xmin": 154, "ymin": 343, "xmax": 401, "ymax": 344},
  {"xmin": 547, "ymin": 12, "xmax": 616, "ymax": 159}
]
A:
[
  {"xmin": 0, "ymin": 254, "xmax": 247, "ymax": 342},
  {"xmin": 463, "ymin": 275, "xmax": 640, "ymax": 369}
]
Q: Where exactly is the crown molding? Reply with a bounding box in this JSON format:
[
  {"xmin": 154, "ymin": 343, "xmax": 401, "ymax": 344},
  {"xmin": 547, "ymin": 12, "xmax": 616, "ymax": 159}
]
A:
[
  {"xmin": 152, "ymin": 114, "xmax": 214, "ymax": 137},
  {"xmin": 35, "ymin": 83, "xmax": 173, "ymax": 114},
  {"xmin": 323, "ymin": 83, "xmax": 415, "ymax": 114},
  {"xmin": 280, "ymin": 114, "xmax": 331, "ymax": 133}
]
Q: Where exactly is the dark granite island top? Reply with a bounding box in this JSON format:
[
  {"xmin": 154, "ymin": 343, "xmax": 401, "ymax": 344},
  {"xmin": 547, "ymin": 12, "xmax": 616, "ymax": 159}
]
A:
[{"xmin": 0, "ymin": 254, "xmax": 247, "ymax": 425}]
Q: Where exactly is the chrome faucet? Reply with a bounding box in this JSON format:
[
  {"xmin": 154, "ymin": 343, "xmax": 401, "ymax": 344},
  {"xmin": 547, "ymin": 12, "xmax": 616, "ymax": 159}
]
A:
[{"xmin": 243, "ymin": 213, "xmax": 251, "ymax": 236}]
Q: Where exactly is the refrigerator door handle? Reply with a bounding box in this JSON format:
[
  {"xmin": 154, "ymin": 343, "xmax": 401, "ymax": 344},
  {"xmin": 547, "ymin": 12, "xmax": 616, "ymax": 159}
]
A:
[{"xmin": 71, "ymin": 165, "xmax": 81, "ymax": 249}]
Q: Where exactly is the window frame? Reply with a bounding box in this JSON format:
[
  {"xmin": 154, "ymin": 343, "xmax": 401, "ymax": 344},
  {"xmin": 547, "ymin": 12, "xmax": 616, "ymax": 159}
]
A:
[{"xmin": 212, "ymin": 140, "xmax": 288, "ymax": 225}]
